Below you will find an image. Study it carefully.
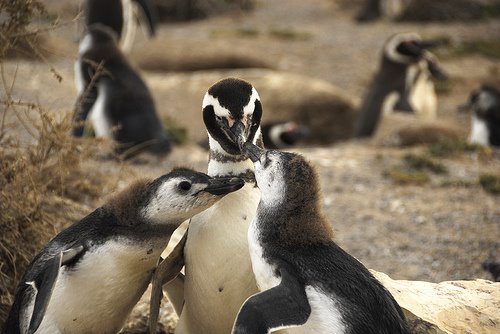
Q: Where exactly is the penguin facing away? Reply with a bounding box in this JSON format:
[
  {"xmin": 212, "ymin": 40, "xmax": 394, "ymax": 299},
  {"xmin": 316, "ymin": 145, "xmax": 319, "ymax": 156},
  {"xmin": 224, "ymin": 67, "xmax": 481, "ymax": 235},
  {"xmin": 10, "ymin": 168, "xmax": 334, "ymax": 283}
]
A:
[
  {"xmin": 84, "ymin": 0, "xmax": 158, "ymax": 51},
  {"xmin": 459, "ymin": 84, "xmax": 500, "ymax": 147},
  {"xmin": 234, "ymin": 142, "xmax": 411, "ymax": 334},
  {"xmin": 355, "ymin": 32, "xmax": 447, "ymax": 138},
  {"xmin": 73, "ymin": 24, "xmax": 171, "ymax": 157},
  {"xmin": 163, "ymin": 78, "xmax": 264, "ymax": 334},
  {"xmin": 2, "ymin": 168, "xmax": 244, "ymax": 334}
]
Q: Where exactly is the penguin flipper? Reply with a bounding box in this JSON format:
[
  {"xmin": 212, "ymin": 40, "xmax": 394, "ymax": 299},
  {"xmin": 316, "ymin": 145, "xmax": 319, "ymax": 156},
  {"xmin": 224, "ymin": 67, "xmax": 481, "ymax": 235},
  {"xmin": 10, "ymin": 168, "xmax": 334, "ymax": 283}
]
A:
[
  {"xmin": 27, "ymin": 246, "xmax": 85, "ymax": 334},
  {"xmin": 233, "ymin": 265, "xmax": 311, "ymax": 334},
  {"xmin": 73, "ymin": 60, "xmax": 98, "ymax": 137},
  {"xmin": 149, "ymin": 229, "xmax": 188, "ymax": 334},
  {"xmin": 134, "ymin": 0, "xmax": 158, "ymax": 36}
]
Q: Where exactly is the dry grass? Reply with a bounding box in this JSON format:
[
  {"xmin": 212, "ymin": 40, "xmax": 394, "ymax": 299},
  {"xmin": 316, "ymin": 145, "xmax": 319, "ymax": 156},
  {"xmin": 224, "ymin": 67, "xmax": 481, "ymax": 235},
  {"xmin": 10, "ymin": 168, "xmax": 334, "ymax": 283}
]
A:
[
  {"xmin": 0, "ymin": 96, "xmax": 107, "ymax": 322},
  {"xmin": 0, "ymin": 1, "xmax": 107, "ymax": 323}
]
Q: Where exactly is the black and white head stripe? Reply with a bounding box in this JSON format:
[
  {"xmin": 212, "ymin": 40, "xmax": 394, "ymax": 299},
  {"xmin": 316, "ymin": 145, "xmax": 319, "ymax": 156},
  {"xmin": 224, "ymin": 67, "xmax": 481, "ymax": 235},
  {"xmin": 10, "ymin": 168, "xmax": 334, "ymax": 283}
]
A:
[
  {"xmin": 384, "ymin": 32, "xmax": 422, "ymax": 64},
  {"xmin": 202, "ymin": 78, "xmax": 263, "ymax": 156}
]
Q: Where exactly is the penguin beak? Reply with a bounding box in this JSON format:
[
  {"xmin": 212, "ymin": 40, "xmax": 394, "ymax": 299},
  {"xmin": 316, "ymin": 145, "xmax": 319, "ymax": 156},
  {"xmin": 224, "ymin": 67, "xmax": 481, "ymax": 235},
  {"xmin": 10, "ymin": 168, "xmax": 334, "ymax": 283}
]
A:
[
  {"xmin": 425, "ymin": 55, "xmax": 448, "ymax": 81},
  {"xmin": 397, "ymin": 40, "xmax": 423, "ymax": 58},
  {"xmin": 203, "ymin": 177, "xmax": 245, "ymax": 195},
  {"xmin": 134, "ymin": 0, "xmax": 158, "ymax": 36},
  {"xmin": 231, "ymin": 120, "xmax": 247, "ymax": 149},
  {"xmin": 242, "ymin": 142, "xmax": 263, "ymax": 163},
  {"xmin": 417, "ymin": 38, "xmax": 449, "ymax": 50}
]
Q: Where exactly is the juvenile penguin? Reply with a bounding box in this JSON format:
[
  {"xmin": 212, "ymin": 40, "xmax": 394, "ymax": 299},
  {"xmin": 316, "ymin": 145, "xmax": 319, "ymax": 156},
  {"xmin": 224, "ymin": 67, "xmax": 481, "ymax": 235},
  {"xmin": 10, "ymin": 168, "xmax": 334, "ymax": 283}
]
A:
[
  {"xmin": 164, "ymin": 78, "xmax": 264, "ymax": 334},
  {"xmin": 261, "ymin": 121, "xmax": 309, "ymax": 149},
  {"xmin": 3, "ymin": 169, "xmax": 244, "ymax": 334},
  {"xmin": 73, "ymin": 24, "xmax": 171, "ymax": 157},
  {"xmin": 84, "ymin": 0, "xmax": 158, "ymax": 51},
  {"xmin": 459, "ymin": 84, "xmax": 500, "ymax": 147},
  {"xmin": 355, "ymin": 32, "xmax": 447, "ymax": 137},
  {"xmin": 234, "ymin": 143, "xmax": 411, "ymax": 334}
]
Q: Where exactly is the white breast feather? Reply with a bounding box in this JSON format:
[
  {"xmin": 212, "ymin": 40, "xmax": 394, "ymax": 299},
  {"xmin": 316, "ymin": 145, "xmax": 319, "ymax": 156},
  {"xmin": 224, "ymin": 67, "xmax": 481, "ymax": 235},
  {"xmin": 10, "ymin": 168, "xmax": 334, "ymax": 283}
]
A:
[
  {"xmin": 74, "ymin": 60, "xmax": 85, "ymax": 95},
  {"xmin": 89, "ymin": 85, "xmax": 112, "ymax": 138},
  {"xmin": 469, "ymin": 114, "xmax": 489, "ymax": 145},
  {"xmin": 408, "ymin": 62, "xmax": 437, "ymax": 119},
  {"xmin": 178, "ymin": 182, "xmax": 260, "ymax": 333},
  {"xmin": 286, "ymin": 287, "xmax": 347, "ymax": 334},
  {"xmin": 36, "ymin": 240, "xmax": 160, "ymax": 334},
  {"xmin": 248, "ymin": 219, "xmax": 281, "ymax": 291}
]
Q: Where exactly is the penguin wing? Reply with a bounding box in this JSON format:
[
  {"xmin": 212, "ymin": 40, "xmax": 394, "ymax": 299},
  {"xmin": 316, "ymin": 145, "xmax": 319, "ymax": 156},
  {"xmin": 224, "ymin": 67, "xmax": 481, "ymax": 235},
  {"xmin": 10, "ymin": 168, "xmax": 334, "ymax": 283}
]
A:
[
  {"xmin": 233, "ymin": 265, "xmax": 311, "ymax": 334},
  {"xmin": 149, "ymin": 230, "xmax": 187, "ymax": 334},
  {"xmin": 134, "ymin": 0, "xmax": 158, "ymax": 36},
  {"xmin": 73, "ymin": 59, "xmax": 99, "ymax": 137},
  {"xmin": 25, "ymin": 246, "xmax": 85, "ymax": 333}
]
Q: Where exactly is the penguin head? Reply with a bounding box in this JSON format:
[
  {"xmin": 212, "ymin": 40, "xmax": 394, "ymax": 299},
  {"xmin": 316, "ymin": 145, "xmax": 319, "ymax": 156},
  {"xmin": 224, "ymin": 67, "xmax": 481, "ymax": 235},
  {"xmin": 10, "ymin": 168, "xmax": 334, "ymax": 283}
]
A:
[
  {"xmin": 263, "ymin": 121, "xmax": 310, "ymax": 149},
  {"xmin": 202, "ymin": 78, "xmax": 263, "ymax": 156},
  {"xmin": 142, "ymin": 168, "xmax": 245, "ymax": 224},
  {"xmin": 79, "ymin": 23, "xmax": 119, "ymax": 55},
  {"xmin": 108, "ymin": 168, "xmax": 244, "ymax": 227},
  {"xmin": 459, "ymin": 85, "xmax": 500, "ymax": 119},
  {"xmin": 384, "ymin": 33, "xmax": 439, "ymax": 64},
  {"xmin": 242, "ymin": 143, "xmax": 317, "ymax": 207}
]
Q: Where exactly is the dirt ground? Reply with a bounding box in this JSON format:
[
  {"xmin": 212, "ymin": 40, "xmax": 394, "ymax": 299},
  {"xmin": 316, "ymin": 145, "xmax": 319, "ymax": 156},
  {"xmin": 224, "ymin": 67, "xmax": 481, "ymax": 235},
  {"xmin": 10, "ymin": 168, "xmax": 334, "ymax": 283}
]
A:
[{"xmin": 2, "ymin": 0, "xmax": 500, "ymax": 332}]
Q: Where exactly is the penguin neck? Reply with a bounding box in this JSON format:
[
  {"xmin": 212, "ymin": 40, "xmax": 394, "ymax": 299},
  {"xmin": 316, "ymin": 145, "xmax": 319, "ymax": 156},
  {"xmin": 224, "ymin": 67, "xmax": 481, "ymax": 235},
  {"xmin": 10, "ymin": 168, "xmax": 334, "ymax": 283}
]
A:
[
  {"xmin": 207, "ymin": 135, "xmax": 256, "ymax": 181},
  {"xmin": 255, "ymin": 196, "xmax": 334, "ymax": 247}
]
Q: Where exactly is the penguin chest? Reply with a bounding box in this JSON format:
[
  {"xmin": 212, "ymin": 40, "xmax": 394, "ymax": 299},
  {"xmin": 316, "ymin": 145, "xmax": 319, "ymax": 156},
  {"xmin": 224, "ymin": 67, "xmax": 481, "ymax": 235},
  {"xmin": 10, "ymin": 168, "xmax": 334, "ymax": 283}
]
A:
[
  {"xmin": 40, "ymin": 241, "xmax": 160, "ymax": 333},
  {"xmin": 182, "ymin": 183, "xmax": 260, "ymax": 331},
  {"xmin": 286, "ymin": 287, "xmax": 347, "ymax": 334},
  {"xmin": 407, "ymin": 65, "xmax": 437, "ymax": 119},
  {"xmin": 247, "ymin": 221, "xmax": 280, "ymax": 291},
  {"xmin": 89, "ymin": 85, "xmax": 112, "ymax": 138},
  {"xmin": 74, "ymin": 60, "xmax": 85, "ymax": 95},
  {"xmin": 469, "ymin": 114, "xmax": 490, "ymax": 145}
]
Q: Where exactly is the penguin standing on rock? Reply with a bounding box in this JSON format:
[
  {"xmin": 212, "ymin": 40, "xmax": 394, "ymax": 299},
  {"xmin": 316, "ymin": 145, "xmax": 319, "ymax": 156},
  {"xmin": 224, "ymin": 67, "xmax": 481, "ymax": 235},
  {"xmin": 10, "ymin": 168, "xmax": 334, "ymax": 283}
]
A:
[
  {"xmin": 84, "ymin": 0, "xmax": 158, "ymax": 52},
  {"xmin": 459, "ymin": 84, "xmax": 500, "ymax": 147},
  {"xmin": 355, "ymin": 32, "xmax": 447, "ymax": 138},
  {"xmin": 3, "ymin": 168, "xmax": 244, "ymax": 334},
  {"xmin": 163, "ymin": 78, "xmax": 264, "ymax": 334},
  {"xmin": 73, "ymin": 24, "xmax": 171, "ymax": 157},
  {"xmin": 234, "ymin": 142, "xmax": 410, "ymax": 334}
]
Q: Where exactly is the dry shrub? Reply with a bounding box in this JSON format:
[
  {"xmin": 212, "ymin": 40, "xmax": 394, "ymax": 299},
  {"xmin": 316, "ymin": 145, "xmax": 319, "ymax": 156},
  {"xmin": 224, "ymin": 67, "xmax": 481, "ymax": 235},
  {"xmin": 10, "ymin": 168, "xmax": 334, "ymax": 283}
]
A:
[
  {"xmin": 0, "ymin": 101, "xmax": 106, "ymax": 323},
  {"xmin": 0, "ymin": 0, "xmax": 47, "ymax": 59}
]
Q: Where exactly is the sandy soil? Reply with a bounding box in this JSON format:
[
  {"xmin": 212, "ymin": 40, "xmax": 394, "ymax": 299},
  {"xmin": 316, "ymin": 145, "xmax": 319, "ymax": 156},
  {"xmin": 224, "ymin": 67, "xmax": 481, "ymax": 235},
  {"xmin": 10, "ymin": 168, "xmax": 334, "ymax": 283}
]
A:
[{"xmin": 2, "ymin": 0, "xmax": 499, "ymax": 332}]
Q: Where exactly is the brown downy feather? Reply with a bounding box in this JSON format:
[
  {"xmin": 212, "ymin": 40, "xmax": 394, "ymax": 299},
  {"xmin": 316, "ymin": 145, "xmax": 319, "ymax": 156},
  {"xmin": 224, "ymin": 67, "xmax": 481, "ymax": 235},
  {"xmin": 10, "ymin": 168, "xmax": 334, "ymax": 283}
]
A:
[
  {"xmin": 105, "ymin": 179, "xmax": 152, "ymax": 225},
  {"xmin": 279, "ymin": 154, "xmax": 334, "ymax": 246}
]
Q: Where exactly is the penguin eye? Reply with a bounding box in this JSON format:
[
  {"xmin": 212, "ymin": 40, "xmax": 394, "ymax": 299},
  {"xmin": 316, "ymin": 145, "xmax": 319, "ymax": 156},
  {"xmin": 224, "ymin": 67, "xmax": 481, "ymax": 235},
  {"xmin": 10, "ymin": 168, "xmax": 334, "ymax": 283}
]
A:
[{"xmin": 178, "ymin": 181, "xmax": 192, "ymax": 192}]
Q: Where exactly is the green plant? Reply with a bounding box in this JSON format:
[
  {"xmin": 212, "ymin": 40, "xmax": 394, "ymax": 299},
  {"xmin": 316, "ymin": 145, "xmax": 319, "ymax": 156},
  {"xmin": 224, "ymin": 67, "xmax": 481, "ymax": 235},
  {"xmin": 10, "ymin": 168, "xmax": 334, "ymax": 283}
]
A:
[
  {"xmin": 479, "ymin": 174, "xmax": 500, "ymax": 195},
  {"xmin": 403, "ymin": 153, "xmax": 447, "ymax": 174},
  {"xmin": 384, "ymin": 168, "xmax": 430, "ymax": 185}
]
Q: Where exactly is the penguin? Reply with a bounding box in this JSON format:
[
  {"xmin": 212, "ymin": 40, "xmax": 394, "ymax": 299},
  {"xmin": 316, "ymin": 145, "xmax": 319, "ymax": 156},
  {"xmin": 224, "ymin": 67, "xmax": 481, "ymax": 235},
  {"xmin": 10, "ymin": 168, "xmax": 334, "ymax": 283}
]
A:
[
  {"xmin": 261, "ymin": 121, "xmax": 309, "ymax": 149},
  {"xmin": 84, "ymin": 0, "xmax": 158, "ymax": 52},
  {"xmin": 356, "ymin": 0, "xmax": 410, "ymax": 22},
  {"xmin": 163, "ymin": 78, "xmax": 264, "ymax": 334},
  {"xmin": 355, "ymin": 32, "xmax": 448, "ymax": 138},
  {"xmin": 73, "ymin": 24, "xmax": 171, "ymax": 157},
  {"xmin": 2, "ymin": 168, "xmax": 244, "ymax": 334},
  {"xmin": 234, "ymin": 142, "xmax": 411, "ymax": 334},
  {"xmin": 459, "ymin": 84, "xmax": 500, "ymax": 147}
]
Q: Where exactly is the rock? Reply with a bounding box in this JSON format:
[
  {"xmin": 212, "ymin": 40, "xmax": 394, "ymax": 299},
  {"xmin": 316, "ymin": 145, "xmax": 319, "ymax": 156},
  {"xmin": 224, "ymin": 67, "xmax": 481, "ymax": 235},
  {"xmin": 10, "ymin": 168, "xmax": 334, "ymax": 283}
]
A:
[
  {"xmin": 145, "ymin": 69, "xmax": 358, "ymax": 144},
  {"xmin": 372, "ymin": 270, "xmax": 500, "ymax": 334},
  {"xmin": 371, "ymin": 112, "xmax": 464, "ymax": 147}
]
